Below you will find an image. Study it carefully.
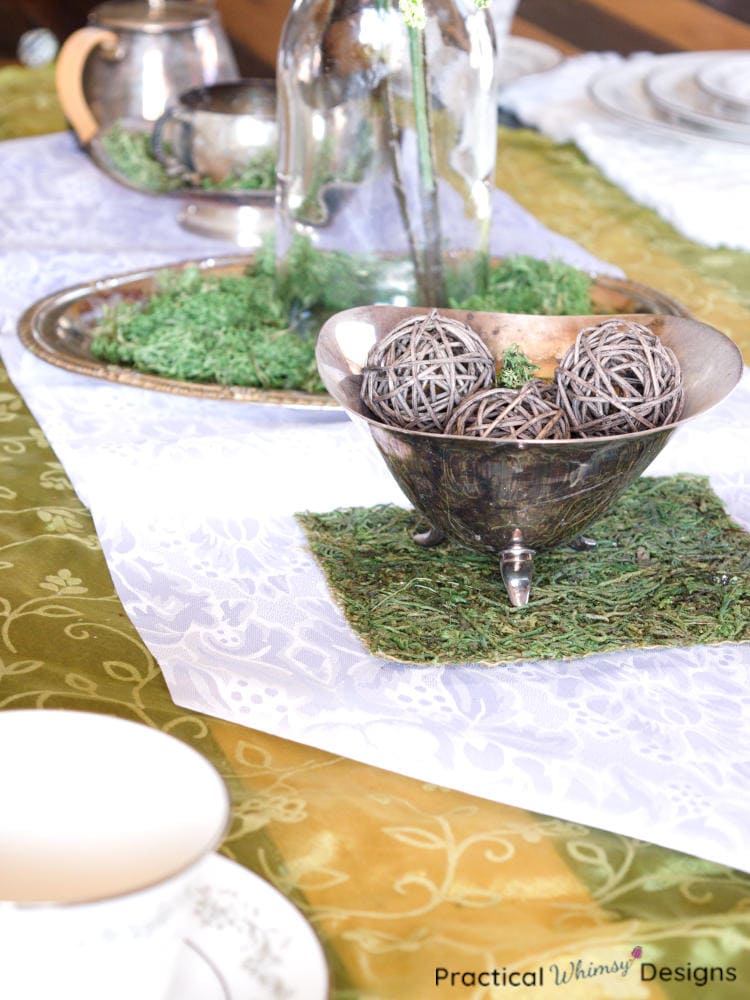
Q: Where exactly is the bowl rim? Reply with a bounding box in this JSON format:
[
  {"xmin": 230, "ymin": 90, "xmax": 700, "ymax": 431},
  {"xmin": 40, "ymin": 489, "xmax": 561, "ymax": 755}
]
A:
[{"xmin": 318, "ymin": 306, "xmax": 745, "ymax": 447}]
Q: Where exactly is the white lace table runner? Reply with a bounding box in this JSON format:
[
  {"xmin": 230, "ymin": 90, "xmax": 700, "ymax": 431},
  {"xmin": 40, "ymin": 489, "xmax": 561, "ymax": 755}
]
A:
[
  {"xmin": 499, "ymin": 51, "xmax": 750, "ymax": 252},
  {"xmin": 1, "ymin": 132, "xmax": 749, "ymax": 873}
]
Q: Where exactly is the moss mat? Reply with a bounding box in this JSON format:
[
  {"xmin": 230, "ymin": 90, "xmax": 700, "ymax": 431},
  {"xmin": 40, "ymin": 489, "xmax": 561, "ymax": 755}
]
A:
[{"xmin": 297, "ymin": 475, "xmax": 750, "ymax": 666}]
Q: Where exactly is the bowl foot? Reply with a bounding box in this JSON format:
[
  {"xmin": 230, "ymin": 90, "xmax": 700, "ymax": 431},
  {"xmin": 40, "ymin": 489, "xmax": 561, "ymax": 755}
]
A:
[
  {"xmin": 500, "ymin": 531, "xmax": 535, "ymax": 607},
  {"xmin": 413, "ymin": 524, "xmax": 446, "ymax": 547},
  {"xmin": 570, "ymin": 534, "xmax": 597, "ymax": 551}
]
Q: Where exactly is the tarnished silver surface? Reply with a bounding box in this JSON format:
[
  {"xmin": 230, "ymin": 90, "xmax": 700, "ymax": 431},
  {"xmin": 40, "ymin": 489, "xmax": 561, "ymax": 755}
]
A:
[
  {"xmin": 177, "ymin": 200, "xmax": 275, "ymax": 249},
  {"xmin": 569, "ymin": 535, "xmax": 597, "ymax": 551},
  {"xmin": 87, "ymin": 79, "xmax": 277, "ymax": 244},
  {"xmin": 500, "ymin": 530, "xmax": 535, "ymax": 608},
  {"xmin": 18, "ymin": 258, "xmax": 690, "ymax": 410},
  {"xmin": 56, "ymin": 1, "xmax": 238, "ymax": 141},
  {"xmin": 17, "ymin": 256, "xmax": 337, "ymax": 410},
  {"xmin": 413, "ymin": 525, "xmax": 447, "ymax": 547},
  {"xmin": 317, "ymin": 304, "xmax": 743, "ymax": 605},
  {"xmin": 87, "ymin": 121, "xmax": 275, "ymax": 244},
  {"xmin": 87, "ymin": 130, "xmax": 275, "ymax": 206},
  {"xmin": 152, "ymin": 79, "xmax": 277, "ymax": 185}
]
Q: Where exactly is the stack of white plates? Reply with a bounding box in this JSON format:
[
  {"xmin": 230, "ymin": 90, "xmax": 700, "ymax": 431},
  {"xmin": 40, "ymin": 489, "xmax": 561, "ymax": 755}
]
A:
[{"xmin": 589, "ymin": 50, "xmax": 750, "ymax": 145}]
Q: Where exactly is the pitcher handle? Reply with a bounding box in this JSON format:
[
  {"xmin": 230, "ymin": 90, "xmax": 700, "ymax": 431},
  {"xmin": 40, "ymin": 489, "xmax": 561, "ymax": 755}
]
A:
[
  {"xmin": 55, "ymin": 26, "xmax": 121, "ymax": 145},
  {"xmin": 152, "ymin": 108, "xmax": 195, "ymax": 180}
]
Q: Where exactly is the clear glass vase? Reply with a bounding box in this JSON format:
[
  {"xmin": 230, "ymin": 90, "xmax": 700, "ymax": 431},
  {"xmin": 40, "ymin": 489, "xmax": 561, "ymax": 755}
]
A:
[{"xmin": 275, "ymin": 0, "xmax": 497, "ymax": 317}]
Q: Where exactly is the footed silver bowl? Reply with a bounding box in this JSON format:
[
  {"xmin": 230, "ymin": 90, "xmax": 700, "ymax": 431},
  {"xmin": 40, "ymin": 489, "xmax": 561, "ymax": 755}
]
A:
[
  {"xmin": 316, "ymin": 306, "xmax": 743, "ymax": 606},
  {"xmin": 87, "ymin": 80, "xmax": 276, "ymax": 247}
]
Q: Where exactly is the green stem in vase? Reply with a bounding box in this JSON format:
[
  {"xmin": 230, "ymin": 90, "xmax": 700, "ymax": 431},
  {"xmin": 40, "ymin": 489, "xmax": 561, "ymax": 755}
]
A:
[
  {"xmin": 378, "ymin": 76, "xmax": 422, "ymax": 289},
  {"xmin": 376, "ymin": 0, "xmax": 421, "ymax": 290},
  {"xmin": 407, "ymin": 22, "xmax": 446, "ymax": 305}
]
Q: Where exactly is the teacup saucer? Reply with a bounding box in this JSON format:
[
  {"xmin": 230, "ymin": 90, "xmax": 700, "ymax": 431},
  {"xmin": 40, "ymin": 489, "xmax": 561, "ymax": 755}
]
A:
[{"xmin": 167, "ymin": 854, "xmax": 330, "ymax": 1000}]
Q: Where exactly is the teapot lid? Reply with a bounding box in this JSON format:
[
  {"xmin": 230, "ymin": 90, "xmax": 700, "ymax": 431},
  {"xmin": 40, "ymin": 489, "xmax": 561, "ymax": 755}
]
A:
[{"xmin": 90, "ymin": 1, "xmax": 214, "ymax": 32}]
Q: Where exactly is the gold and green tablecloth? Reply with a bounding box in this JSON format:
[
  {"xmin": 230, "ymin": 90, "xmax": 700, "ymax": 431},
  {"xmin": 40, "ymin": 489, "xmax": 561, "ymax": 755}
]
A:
[
  {"xmin": 496, "ymin": 127, "xmax": 750, "ymax": 364},
  {"xmin": 2, "ymin": 66, "xmax": 750, "ymax": 998},
  {"xmin": 0, "ymin": 66, "xmax": 65, "ymax": 141}
]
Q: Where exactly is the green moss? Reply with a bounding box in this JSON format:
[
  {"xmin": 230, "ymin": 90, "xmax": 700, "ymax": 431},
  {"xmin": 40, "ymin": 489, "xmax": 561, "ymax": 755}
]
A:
[
  {"xmin": 498, "ymin": 344, "xmax": 539, "ymax": 388},
  {"xmin": 88, "ymin": 249, "xmax": 597, "ymax": 392},
  {"xmin": 101, "ymin": 125, "xmax": 183, "ymax": 192},
  {"xmin": 89, "ymin": 255, "xmax": 324, "ymax": 392},
  {"xmin": 297, "ymin": 476, "xmax": 750, "ymax": 665},
  {"xmin": 452, "ymin": 255, "xmax": 593, "ymax": 315},
  {"xmin": 100, "ymin": 123, "xmax": 276, "ymax": 193},
  {"xmin": 276, "ymin": 237, "xmax": 384, "ymax": 317}
]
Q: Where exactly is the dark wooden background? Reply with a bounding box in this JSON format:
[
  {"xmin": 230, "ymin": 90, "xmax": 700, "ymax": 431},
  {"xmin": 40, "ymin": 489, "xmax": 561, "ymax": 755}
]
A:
[{"xmin": 2, "ymin": 0, "xmax": 749, "ymax": 69}]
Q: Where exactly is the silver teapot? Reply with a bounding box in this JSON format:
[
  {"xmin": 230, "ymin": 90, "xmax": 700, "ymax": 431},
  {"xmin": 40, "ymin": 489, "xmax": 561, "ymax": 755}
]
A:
[{"xmin": 55, "ymin": 1, "xmax": 239, "ymax": 144}]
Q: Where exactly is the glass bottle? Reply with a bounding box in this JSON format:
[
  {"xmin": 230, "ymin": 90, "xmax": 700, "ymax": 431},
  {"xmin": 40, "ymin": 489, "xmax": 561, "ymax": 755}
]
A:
[{"xmin": 275, "ymin": 0, "xmax": 497, "ymax": 316}]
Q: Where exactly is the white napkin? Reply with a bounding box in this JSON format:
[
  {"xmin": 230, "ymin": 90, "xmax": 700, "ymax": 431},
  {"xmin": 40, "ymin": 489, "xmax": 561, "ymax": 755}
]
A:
[{"xmin": 499, "ymin": 52, "xmax": 750, "ymax": 252}]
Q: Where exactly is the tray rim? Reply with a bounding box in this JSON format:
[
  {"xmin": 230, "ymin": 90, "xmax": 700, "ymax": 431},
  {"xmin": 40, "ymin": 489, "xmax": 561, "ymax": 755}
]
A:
[
  {"xmin": 17, "ymin": 253, "xmax": 691, "ymax": 406},
  {"xmin": 17, "ymin": 254, "xmax": 337, "ymax": 409}
]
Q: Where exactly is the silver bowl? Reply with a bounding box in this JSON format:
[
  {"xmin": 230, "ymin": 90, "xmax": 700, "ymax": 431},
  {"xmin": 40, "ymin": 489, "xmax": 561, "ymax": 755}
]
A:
[
  {"xmin": 87, "ymin": 79, "xmax": 276, "ymax": 246},
  {"xmin": 317, "ymin": 306, "xmax": 743, "ymax": 605}
]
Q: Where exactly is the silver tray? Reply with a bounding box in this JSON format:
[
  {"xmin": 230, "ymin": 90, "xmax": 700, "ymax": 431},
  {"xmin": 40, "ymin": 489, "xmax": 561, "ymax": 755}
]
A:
[
  {"xmin": 18, "ymin": 255, "xmax": 336, "ymax": 408},
  {"xmin": 17, "ymin": 254, "xmax": 690, "ymax": 406}
]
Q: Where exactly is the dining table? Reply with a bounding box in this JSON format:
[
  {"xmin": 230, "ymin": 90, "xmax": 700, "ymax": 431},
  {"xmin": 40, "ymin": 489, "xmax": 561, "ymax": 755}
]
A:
[{"xmin": 1, "ymin": 2, "xmax": 749, "ymax": 998}]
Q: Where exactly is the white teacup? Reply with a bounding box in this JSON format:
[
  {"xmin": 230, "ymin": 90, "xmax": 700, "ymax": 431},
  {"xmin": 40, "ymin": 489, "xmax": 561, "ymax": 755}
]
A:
[{"xmin": 0, "ymin": 709, "xmax": 230, "ymax": 1000}]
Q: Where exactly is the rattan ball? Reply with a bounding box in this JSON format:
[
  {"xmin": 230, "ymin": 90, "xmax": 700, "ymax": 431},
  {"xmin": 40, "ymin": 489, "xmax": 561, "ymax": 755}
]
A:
[
  {"xmin": 360, "ymin": 310, "xmax": 495, "ymax": 432},
  {"xmin": 556, "ymin": 319, "xmax": 685, "ymax": 437},
  {"xmin": 444, "ymin": 379, "xmax": 570, "ymax": 440}
]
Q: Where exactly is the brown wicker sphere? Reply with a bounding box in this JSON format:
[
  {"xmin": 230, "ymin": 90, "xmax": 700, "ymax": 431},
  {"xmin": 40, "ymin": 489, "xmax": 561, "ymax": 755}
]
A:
[
  {"xmin": 556, "ymin": 319, "xmax": 685, "ymax": 437},
  {"xmin": 360, "ymin": 310, "xmax": 495, "ymax": 432},
  {"xmin": 444, "ymin": 379, "xmax": 570, "ymax": 440}
]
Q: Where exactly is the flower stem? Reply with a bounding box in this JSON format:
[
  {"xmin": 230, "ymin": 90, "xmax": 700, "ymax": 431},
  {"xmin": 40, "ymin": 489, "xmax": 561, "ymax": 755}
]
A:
[
  {"xmin": 378, "ymin": 77, "xmax": 421, "ymax": 289},
  {"xmin": 407, "ymin": 23, "xmax": 446, "ymax": 305}
]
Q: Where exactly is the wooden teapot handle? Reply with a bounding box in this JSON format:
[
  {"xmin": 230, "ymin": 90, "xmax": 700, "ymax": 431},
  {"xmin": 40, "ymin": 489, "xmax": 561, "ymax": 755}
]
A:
[{"xmin": 55, "ymin": 27, "xmax": 120, "ymax": 145}]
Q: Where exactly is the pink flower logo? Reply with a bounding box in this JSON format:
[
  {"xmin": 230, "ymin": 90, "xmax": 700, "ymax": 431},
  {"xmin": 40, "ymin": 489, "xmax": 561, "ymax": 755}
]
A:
[{"xmin": 632, "ymin": 947, "xmax": 643, "ymax": 959}]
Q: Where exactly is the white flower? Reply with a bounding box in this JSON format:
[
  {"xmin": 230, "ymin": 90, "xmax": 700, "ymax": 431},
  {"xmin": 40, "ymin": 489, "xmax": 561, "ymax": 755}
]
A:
[
  {"xmin": 400, "ymin": 0, "xmax": 490, "ymax": 28},
  {"xmin": 399, "ymin": 0, "xmax": 427, "ymax": 28}
]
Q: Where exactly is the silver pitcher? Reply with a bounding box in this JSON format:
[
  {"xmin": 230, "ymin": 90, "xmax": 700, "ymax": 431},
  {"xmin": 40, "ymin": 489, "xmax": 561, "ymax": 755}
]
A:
[{"xmin": 55, "ymin": 1, "xmax": 239, "ymax": 145}]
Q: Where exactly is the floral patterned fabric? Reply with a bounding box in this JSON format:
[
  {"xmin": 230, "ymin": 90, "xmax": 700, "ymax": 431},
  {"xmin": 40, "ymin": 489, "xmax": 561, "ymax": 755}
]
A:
[
  {"xmin": 1, "ymin": 367, "xmax": 749, "ymax": 997},
  {"xmin": 1, "ymin": 69, "xmax": 749, "ymax": 999},
  {"xmin": 2, "ymin": 129, "xmax": 749, "ymax": 877}
]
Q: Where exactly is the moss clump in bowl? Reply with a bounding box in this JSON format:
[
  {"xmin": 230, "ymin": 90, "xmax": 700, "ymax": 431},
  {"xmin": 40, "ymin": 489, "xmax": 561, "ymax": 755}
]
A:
[
  {"xmin": 452, "ymin": 255, "xmax": 593, "ymax": 315},
  {"xmin": 100, "ymin": 122, "xmax": 277, "ymax": 193}
]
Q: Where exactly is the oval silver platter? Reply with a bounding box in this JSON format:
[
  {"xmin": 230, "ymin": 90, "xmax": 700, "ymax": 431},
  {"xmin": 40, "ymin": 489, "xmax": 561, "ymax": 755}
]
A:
[{"xmin": 17, "ymin": 253, "xmax": 690, "ymax": 406}]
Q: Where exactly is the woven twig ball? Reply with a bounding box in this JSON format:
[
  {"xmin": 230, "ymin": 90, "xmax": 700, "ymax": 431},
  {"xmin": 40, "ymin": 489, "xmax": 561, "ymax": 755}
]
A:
[
  {"xmin": 444, "ymin": 379, "xmax": 570, "ymax": 440},
  {"xmin": 556, "ymin": 319, "xmax": 685, "ymax": 437},
  {"xmin": 360, "ymin": 310, "xmax": 495, "ymax": 432}
]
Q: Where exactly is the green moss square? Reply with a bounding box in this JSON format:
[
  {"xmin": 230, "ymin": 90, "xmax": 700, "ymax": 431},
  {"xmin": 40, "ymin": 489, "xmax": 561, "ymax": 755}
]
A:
[{"xmin": 297, "ymin": 476, "xmax": 750, "ymax": 665}]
